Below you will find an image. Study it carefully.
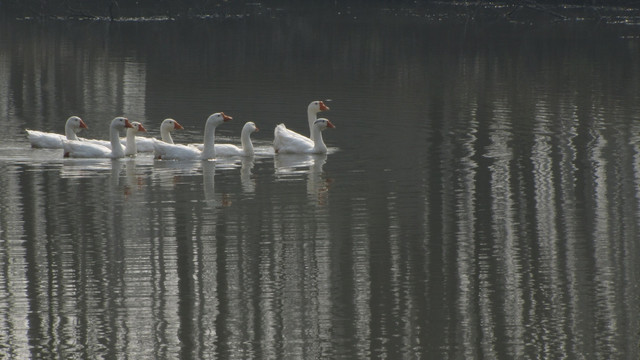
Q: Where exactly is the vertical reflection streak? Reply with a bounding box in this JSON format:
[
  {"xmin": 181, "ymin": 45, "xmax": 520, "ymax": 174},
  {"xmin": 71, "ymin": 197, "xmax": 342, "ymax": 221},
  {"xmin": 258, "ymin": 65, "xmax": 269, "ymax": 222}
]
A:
[
  {"xmin": 556, "ymin": 101, "xmax": 580, "ymax": 357},
  {"xmin": 351, "ymin": 198, "xmax": 371, "ymax": 359},
  {"xmin": 0, "ymin": 165, "xmax": 29, "ymax": 359},
  {"xmin": 305, "ymin": 207, "xmax": 331, "ymax": 358},
  {"xmin": 474, "ymin": 97, "xmax": 512, "ymax": 360},
  {"xmin": 149, "ymin": 171, "xmax": 182, "ymax": 358},
  {"xmin": 589, "ymin": 127, "xmax": 618, "ymax": 356},
  {"xmin": 489, "ymin": 99, "xmax": 524, "ymax": 358},
  {"xmin": 611, "ymin": 122, "xmax": 638, "ymax": 357},
  {"xmin": 122, "ymin": 59, "xmax": 146, "ymax": 120},
  {"xmin": 454, "ymin": 116, "xmax": 479, "ymax": 360},
  {"xmin": 630, "ymin": 124, "xmax": 640, "ymax": 358},
  {"xmin": 257, "ymin": 223, "xmax": 280, "ymax": 360},
  {"xmin": 531, "ymin": 100, "xmax": 565, "ymax": 356},
  {"xmin": 387, "ymin": 194, "xmax": 402, "ymax": 358}
]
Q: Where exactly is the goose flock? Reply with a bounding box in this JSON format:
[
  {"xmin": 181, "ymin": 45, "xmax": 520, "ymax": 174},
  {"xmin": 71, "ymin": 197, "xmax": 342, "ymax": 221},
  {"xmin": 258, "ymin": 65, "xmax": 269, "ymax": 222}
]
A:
[{"xmin": 25, "ymin": 101, "xmax": 335, "ymax": 160}]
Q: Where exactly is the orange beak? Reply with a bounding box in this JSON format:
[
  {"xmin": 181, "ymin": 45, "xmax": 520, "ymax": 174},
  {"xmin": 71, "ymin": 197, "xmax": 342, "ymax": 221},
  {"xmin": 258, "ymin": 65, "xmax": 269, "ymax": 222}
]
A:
[
  {"xmin": 319, "ymin": 101, "xmax": 330, "ymax": 111},
  {"xmin": 222, "ymin": 113, "xmax": 233, "ymax": 122},
  {"xmin": 138, "ymin": 124, "xmax": 147, "ymax": 132},
  {"xmin": 79, "ymin": 119, "xmax": 88, "ymax": 129},
  {"xmin": 326, "ymin": 120, "xmax": 335, "ymax": 129},
  {"xmin": 124, "ymin": 119, "xmax": 133, "ymax": 128},
  {"xmin": 174, "ymin": 121, "xmax": 184, "ymax": 130}
]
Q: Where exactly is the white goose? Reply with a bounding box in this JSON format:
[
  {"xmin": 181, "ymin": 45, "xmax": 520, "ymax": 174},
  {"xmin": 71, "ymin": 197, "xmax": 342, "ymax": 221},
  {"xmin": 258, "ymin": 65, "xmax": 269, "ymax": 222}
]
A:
[
  {"xmin": 273, "ymin": 100, "xmax": 329, "ymax": 152},
  {"xmin": 216, "ymin": 122, "xmax": 259, "ymax": 157},
  {"xmin": 158, "ymin": 118, "xmax": 184, "ymax": 144},
  {"xmin": 63, "ymin": 117, "xmax": 133, "ymax": 158},
  {"xmin": 274, "ymin": 118, "xmax": 335, "ymax": 154},
  {"xmin": 192, "ymin": 121, "xmax": 259, "ymax": 157},
  {"xmin": 153, "ymin": 113, "xmax": 232, "ymax": 160},
  {"xmin": 26, "ymin": 116, "xmax": 88, "ymax": 148},
  {"xmin": 123, "ymin": 122, "xmax": 147, "ymax": 156},
  {"xmin": 133, "ymin": 118, "xmax": 183, "ymax": 152}
]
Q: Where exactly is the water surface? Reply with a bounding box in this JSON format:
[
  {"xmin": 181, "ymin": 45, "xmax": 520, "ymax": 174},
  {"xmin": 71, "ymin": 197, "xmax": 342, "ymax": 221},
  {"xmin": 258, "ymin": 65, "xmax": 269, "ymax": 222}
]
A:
[{"xmin": 1, "ymin": 11, "xmax": 640, "ymax": 359}]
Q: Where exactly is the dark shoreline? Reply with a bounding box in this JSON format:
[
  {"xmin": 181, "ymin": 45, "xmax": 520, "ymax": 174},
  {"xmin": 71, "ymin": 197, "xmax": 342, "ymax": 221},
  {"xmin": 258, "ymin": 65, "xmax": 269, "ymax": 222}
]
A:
[{"xmin": 2, "ymin": 1, "xmax": 640, "ymax": 24}]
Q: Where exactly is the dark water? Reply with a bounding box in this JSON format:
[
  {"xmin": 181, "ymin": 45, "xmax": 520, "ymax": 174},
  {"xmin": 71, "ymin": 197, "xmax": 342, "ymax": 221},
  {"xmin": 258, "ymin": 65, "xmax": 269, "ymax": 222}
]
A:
[{"xmin": 1, "ymin": 11, "xmax": 640, "ymax": 359}]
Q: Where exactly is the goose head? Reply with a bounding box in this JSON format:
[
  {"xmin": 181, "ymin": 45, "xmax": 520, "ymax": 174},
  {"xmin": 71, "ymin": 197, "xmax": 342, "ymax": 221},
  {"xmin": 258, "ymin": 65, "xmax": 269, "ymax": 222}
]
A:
[
  {"xmin": 112, "ymin": 117, "xmax": 133, "ymax": 130},
  {"xmin": 313, "ymin": 118, "xmax": 335, "ymax": 130},
  {"xmin": 243, "ymin": 121, "xmax": 259, "ymax": 134},
  {"xmin": 206, "ymin": 112, "xmax": 233, "ymax": 126},
  {"xmin": 68, "ymin": 116, "xmax": 89, "ymax": 131},
  {"xmin": 129, "ymin": 121, "xmax": 147, "ymax": 133},
  {"xmin": 309, "ymin": 100, "xmax": 330, "ymax": 113},
  {"xmin": 161, "ymin": 118, "xmax": 184, "ymax": 132}
]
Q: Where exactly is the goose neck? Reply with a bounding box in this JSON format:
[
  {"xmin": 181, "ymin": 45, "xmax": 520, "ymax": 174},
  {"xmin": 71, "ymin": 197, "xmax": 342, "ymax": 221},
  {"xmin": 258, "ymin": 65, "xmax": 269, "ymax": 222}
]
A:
[
  {"xmin": 307, "ymin": 108, "xmax": 318, "ymax": 142},
  {"xmin": 240, "ymin": 128, "xmax": 254, "ymax": 156},
  {"xmin": 311, "ymin": 126, "xmax": 327, "ymax": 153},
  {"xmin": 65, "ymin": 124, "xmax": 79, "ymax": 140},
  {"xmin": 125, "ymin": 129, "xmax": 137, "ymax": 155},
  {"xmin": 160, "ymin": 127, "xmax": 174, "ymax": 144},
  {"xmin": 110, "ymin": 125, "xmax": 125, "ymax": 157},
  {"xmin": 201, "ymin": 122, "xmax": 218, "ymax": 159}
]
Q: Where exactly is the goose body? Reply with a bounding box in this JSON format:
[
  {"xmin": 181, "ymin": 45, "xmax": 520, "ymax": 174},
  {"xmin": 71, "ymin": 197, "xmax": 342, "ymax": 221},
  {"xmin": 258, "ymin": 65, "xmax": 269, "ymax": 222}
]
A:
[
  {"xmin": 153, "ymin": 113, "xmax": 232, "ymax": 160},
  {"xmin": 26, "ymin": 116, "xmax": 88, "ymax": 148},
  {"xmin": 192, "ymin": 121, "xmax": 259, "ymax": 157},
  {"xmin": 274, "ymin": 118, "xmax": 335, "ymax": 154},
  {"xmin": 215, "ymin": 122, "xmax": 259, "ymax": 157},
  {"xmin": 273, "ymin": 101, "xmax": 329, "ymax": 152}
]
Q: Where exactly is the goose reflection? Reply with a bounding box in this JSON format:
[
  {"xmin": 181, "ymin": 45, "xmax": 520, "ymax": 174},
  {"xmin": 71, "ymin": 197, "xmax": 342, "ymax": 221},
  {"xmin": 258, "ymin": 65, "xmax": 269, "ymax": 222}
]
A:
[
  {"xmin": 203, "ymin": 160, "xmax": 216, "ymax": 205},
  {"xmin": 123, "ymin": 158, "xmax": 148, "ymax": 195},
  {"xmin": 125, "ymin": 158, "xmax": 138, "ymax": 189},
  {"xmin": 152, "ymin": 158, "xmax": 201, "ymax": 190},
  {"xmin": 110, "ymin": 158, "xmax": 124, "ymax": 187},
  {"xmin": 111, "ymin": 159, "xmax": 143, "ymax": 197},
  {"xmin": 306, "ymin": 154, "xmax": 331, "ymax": 205},
  {"xmin": 203, "ymin": 160, "xmax": 232, "ymax": 207},
  {"xmin": 274, "ymin": 153, "xmax": 331, "ymax": 205},
  {"xmin": 240, "ymin": 156, "xmax": 255, "ymax": 193},
  {"xmin": 274, "ymin": 153, "xmax": 321, "ymax": 174},
  {"xmin": 60, "ymin": 158, "xmax": 113, "ymax": 178}
]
